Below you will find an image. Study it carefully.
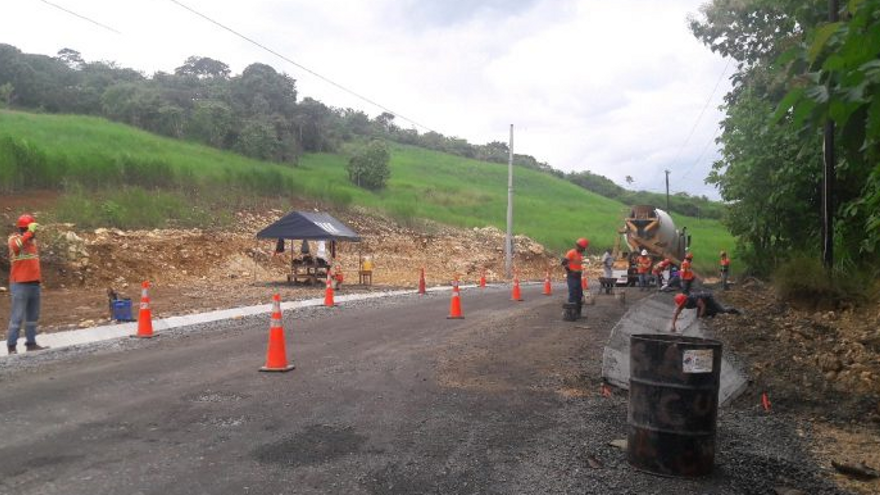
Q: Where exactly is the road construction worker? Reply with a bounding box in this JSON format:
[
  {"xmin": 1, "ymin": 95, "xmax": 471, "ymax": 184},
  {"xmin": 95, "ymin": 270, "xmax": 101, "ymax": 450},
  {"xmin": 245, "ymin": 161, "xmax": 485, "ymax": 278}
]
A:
[
  {"xmin": 636, "ymin": 249, "xmax": 652, "ymax": 290},
  {"xmin": 653, "ymin": 258, "xmax": 671, "ymax": 288},
  {"xmin": 601, "ymin": 249, "xmax": 613, "ymax": 279},
  {"xmin": 562, "ymin": 238, "xmax": 589, "ymax": 311},
  {"xmin": 6, "ymin": 214, "xmax": 48, "ymax": 354},
  {"xmin": 680, "ymin": 252, "xmax": 695, "ymax": 294},
  {"xmin": 671, "ymin": 292, "xmax": 740, "ymax": 332},
  {"xmin": 719, "ymin": 251, "xmax": 730, "ymax": 290}
]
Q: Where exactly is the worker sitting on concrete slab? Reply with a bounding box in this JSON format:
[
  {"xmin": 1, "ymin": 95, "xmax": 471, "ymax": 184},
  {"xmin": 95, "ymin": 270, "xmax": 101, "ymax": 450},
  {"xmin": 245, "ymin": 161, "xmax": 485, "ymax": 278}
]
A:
[{"xmin": 671, "ymin": 292, "xmax": 740, "ymax": 332}]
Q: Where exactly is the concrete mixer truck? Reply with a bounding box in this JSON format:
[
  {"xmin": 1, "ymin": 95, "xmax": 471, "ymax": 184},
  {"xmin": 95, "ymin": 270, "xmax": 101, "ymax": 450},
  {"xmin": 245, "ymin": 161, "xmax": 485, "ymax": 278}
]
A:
[{"xmin": 609, "ymin": 205, "xmax": 690, "ymax": 287}]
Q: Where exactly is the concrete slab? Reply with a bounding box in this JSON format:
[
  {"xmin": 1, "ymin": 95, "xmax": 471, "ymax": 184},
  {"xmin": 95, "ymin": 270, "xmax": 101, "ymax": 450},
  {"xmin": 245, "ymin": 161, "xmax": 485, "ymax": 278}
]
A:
[
  {"xmin": 2, "ymin": 284, "xmax": 481, "ymax": 358},
  {"xmin": 601, "ymin": 295, "xmax": 748, "ymax": 407}
]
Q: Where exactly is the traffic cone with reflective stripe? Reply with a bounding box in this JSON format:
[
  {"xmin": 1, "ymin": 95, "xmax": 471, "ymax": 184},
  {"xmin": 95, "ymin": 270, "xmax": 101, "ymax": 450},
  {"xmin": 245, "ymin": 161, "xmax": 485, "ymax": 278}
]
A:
[
  {"xmin": 511, "ymin": 275, "xmax": 524, "ymax": 302},
  {"xmin": 447, "ymin": 280, "xmax": 464, "ymax": 319},
  {"xmin": 324, "ymin": 272, "xmax": 336, "ymax": 307},
  {"xmin": 135, "ymin": 281, "xmax": 154, "ymax": 338},
  {"xmin": 418, "ymin": 267, "xmax": 427, "ymax": 295},
  {"xmin": 479, "ymin": 270, "xmax": 487, "ymax": 288},
  {"xmin": 542, "ymin": 271, "xmax": 552, "ymax": 295},
  {"xmin": 260, "ymin": 294, "xmax": 295, "ymax": 372}
]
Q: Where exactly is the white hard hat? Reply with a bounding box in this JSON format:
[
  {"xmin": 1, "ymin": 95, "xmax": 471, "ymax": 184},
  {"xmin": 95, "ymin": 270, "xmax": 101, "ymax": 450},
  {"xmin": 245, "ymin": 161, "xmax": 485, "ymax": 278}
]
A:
[{"xmin": 641, "ymin": 249, "xmax": 648, "ymax": 256}]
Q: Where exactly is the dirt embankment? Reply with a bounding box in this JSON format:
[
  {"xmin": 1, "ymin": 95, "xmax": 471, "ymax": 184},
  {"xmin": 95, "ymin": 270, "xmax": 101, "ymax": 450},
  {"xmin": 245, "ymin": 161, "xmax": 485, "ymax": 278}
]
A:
[
  {"xmin": 709, "ymin": 282, "xmax": 880, "ymax": 495},
  {"xmin": 1, "ymin": 207, "xmax": 590, "ymax": 332}
]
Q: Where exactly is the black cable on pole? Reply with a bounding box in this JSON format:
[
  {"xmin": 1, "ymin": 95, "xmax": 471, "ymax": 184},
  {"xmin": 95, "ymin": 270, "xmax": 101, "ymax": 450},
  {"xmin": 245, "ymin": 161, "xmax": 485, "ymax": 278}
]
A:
[
  {"xmin": 38, "ymin": 0, "xmax": 122, "ymax": 34},
  {"xmin": 167, "ymin": 0, "xmax": 438, "ymax": 134}
]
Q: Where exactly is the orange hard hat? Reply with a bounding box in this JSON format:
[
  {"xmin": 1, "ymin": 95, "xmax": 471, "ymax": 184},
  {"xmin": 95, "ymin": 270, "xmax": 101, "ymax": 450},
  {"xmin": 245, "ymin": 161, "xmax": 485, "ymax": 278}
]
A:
[
  {"xmin": 674, "ymin": 293, "xmax": 687, "ymax": 307},
  {"xmin": 576, "ymin": 238, "xmax": 589, "ymax": 248},
  {"xmin": 685, "ymin": 252, "xmax": 694, "ymax": 260},
  {"xmin": 16, "ymin": 214, "xmax": 35, "ymax": 229}
]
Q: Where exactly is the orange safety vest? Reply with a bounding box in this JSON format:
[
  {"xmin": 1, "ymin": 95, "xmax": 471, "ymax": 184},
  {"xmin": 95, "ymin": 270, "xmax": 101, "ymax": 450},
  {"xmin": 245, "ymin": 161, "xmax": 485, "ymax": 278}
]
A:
[
  {"xmin": 565, "ymin": 249, "xmax": 583, "ymax": 273},
  {"xmin": 681, "ymin": 259, "xmax": 694, "ymax": 280},
  {"xmin": 8, "ymin": 232, "xmax": 41, "ymax": 283},
  {"xmin": 637, "ymin": 255, "xmax": 652, "ymax": 274}
]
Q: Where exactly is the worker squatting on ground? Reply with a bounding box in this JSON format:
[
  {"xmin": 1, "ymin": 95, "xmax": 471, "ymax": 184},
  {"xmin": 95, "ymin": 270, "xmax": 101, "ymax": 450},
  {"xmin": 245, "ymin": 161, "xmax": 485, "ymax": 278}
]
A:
[
  {"xmin": 680, "ymin": 252, "xmax": 695, "ymax": 294},
  {"xmin": 653, "ymin": 258, "xmax": 671, "ymax": 288},
  {"xmin": 720, "ymin": 251, "xmax": 730, "ymax": 290},
  {"xmin": 562, "ymin": 238, "xmax": 589, "ymax": 311},
  {"xmin": 6, "ymin": 214, "xmax": 48, "ymax": 354},
  {"xmin": 670, "ymin": 292, "xmax": 741, "ymax": 332},
  {"xmin": 636, "ymin": 249, "xmax": 652, "ymax": 290}
]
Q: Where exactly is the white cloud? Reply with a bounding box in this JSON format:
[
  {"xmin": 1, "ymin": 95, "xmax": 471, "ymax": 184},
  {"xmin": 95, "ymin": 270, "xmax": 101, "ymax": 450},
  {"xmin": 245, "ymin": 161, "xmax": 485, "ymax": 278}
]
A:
[{"xmin": 2, "ymin": 0, "xmax": 728, "ymax": 198}]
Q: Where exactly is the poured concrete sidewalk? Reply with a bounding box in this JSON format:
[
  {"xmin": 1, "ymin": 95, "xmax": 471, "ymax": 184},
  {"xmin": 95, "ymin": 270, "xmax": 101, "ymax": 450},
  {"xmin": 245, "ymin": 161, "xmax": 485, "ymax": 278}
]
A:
[
  {"xmin": 1, "ymin": 285, "xmax": 476, "ymax": 357},
  {"xmin": 601, "ymin": 294, "xmax": 748, "ymax": 406}
]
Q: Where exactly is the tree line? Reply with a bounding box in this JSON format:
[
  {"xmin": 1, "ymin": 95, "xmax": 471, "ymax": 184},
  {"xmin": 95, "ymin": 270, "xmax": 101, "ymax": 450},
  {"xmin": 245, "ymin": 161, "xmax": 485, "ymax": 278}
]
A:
[
  {"xmin": 690, "ymin": 0, "xmax": 879, "ymax": 280},
  {"xmin": 0, "ymin": 43, "xmax": 720, "ymax": 217}
]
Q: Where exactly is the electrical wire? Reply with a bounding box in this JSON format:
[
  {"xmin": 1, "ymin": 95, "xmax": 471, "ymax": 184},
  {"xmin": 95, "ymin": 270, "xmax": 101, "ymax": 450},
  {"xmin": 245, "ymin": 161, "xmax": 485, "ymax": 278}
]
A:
[
  {"xmin": 38, "ymin": 0, "xmax": 122, "ymax": 34},
  {"xmin": 167, "ymin": 0, "xmax": 438, "ymax": 133}
]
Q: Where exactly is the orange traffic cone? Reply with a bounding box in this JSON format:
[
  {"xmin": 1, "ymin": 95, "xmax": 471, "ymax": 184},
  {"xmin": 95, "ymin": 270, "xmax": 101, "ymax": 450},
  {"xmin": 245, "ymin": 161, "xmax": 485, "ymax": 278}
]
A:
[
  {"xmin": 260, "ymin": 294, "xmax": 295, "ymax": 372},
  {"xmin": 135, "ymin": 280, "xmax": 154, "ymax": 338},
  {"xmin": 418, "ymin": 267, "xmax": 427, "ymax": 295},
  {"xmin": 447, "ymin": 281, "xmax": 464, "ymax": 319},
  {"xmin": 511, "ymin": 276, "xmax": 524, "ymax": 302},
  {"xmin": 324, "ymin": 273, "xmax": 336, "ymax": 307},
  {"xmin": 582, "ymin": 275, "xmax": 589, "ymax": 291},
  {"xmin": 479, "ymin": 270, "xmax": 487, "ymax": 288},
  {"xmin": 542, "ymin": 271, "xmax": 552, "ymax": 296},
  {"xmin": 761, "ymin": 391, "xmax": 772, "ymax": 412}
]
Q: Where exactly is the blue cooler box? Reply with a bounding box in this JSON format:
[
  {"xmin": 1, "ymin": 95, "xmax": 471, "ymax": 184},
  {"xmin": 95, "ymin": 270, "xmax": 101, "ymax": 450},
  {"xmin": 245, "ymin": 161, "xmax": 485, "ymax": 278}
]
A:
[{"xmin": 110, "ymin": 298, "xmax": 134, "ymax": 322}]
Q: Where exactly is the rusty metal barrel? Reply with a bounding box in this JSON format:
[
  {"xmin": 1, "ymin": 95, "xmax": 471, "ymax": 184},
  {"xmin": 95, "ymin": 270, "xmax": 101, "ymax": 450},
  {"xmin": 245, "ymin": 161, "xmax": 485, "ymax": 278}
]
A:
[{"xmin": 627, "ymin": 334, "xmax": 722, "ymax": 477}]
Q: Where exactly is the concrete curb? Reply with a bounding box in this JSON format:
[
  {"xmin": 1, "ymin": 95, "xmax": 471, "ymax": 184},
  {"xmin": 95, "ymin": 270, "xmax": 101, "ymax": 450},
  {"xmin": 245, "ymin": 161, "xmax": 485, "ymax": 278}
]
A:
[
  {"xmin": 2, "ymin": 283, "xmax": 497, "ymax": 358},
  {"xmin": 601, "ymin": 294, "xmax": 748, "ymax": 407}
]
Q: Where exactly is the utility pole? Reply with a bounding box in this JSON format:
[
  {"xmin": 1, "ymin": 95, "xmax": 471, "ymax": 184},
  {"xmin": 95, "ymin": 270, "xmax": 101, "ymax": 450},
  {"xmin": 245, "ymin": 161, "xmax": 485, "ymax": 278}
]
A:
[
  {"xmin": 664, "ymin": 170, "xmax": 671, "ymax": 212},
  {"xmin": 822, "ymin": 0, "xmax": 838, "ymax": 269},
  {"xmin": 505, "ymin": 124, "xmax": 514, "ymax": 278}
]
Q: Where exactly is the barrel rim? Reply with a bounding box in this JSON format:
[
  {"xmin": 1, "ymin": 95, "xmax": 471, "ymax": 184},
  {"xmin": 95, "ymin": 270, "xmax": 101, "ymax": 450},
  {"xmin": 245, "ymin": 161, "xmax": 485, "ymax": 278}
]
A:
[{"xmin": 631, "ymin": 333, "xmax": 721, "ymax": 347}]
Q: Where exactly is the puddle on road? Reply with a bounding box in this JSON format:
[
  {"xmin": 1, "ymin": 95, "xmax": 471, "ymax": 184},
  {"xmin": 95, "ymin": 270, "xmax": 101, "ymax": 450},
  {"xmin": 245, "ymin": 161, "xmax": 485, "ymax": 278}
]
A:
[{"xmin": 253, "ymin": 424, "xmax": 366, "ymax": 467}]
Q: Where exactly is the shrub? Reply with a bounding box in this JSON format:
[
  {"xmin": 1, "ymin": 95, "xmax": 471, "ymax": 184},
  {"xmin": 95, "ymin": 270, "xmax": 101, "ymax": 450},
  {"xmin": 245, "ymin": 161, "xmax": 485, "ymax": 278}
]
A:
[
  {"xmin": 347, "ymin": 139, "xmax": 390, "ymax": 190},
  {"xmin": 773, "ymin": 254, "xmax": 877, "ymax": 309}
]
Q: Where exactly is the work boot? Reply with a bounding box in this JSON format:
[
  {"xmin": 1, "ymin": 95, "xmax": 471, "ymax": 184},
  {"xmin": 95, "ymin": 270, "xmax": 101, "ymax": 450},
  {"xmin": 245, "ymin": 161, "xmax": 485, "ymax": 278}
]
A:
[
  {"xmin": 7, "ymin": 346, "xmax": 16, "ymax": 355},
  {"xmin": 25, "ymin": 343, "xmax": 48, "ymax": 352}
]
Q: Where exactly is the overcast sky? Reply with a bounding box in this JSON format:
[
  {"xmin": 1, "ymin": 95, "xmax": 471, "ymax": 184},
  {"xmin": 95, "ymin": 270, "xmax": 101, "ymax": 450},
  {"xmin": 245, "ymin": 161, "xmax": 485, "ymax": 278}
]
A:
[{"xmin": 3, "ymin": 0, "xmax": 729, "ymax": 198}]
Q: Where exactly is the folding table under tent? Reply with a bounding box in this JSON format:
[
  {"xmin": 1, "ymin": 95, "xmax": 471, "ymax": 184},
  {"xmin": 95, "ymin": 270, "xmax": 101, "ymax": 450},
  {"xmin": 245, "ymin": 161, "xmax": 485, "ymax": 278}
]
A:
[{"xmin": 256, "ymin": 211, "xmax": 361, "ymax": 285}]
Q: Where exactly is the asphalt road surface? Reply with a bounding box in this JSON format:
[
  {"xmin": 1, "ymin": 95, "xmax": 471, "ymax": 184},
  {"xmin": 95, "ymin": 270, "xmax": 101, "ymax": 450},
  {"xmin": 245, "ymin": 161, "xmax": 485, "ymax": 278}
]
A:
[{"xmin": 0, "ymin": 285, "xmax": 844, "ymax": 494}]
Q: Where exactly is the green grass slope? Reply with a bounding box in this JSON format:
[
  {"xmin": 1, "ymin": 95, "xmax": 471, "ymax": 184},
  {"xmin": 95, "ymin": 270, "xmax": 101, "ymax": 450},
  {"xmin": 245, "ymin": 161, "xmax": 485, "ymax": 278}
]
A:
[{"xmin": 0, "ymin": 110, "xmax": 735, "ymax": 272}]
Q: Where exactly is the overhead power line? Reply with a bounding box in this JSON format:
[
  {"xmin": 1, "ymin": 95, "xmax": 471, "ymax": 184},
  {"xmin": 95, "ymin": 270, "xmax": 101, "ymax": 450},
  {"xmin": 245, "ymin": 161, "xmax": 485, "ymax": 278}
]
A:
[
  {"xmin": 38, "ymin": 0, "xmax": 122, "ymax": 34},
  {"xmin": 669, "ymin": 57, "xmax": 731, "ymax": 169},
  {"xmin": 168, "ymin": 0, "xmax": 438, "ymax": 133}
]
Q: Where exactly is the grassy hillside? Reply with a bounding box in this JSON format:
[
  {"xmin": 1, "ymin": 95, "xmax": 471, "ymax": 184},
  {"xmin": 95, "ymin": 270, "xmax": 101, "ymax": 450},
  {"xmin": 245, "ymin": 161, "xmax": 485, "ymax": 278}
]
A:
[{"xmin": 0, "ymin": 110, "xmax": 735, "ymax": 272}]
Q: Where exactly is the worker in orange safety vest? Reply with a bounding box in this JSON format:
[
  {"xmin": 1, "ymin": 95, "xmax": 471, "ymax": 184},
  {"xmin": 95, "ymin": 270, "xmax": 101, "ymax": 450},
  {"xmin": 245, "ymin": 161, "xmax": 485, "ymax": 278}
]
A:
[
  {"xmin": 720, "ymin": 251, "xmax": 730, "ymax": 291},
  {"xmin": 636, "ymin": 249, "xmax": 652, "ymax": 291},
  {"xmin": 562, "ymin": 238, "xmax": 589, "ymax": 312},
  {"xmin": 7, "ymin": 214, "xmax": 48, "ymax": 354},
  {"xmin": 680, "ymin": 252, "xmax": 695, "ymax": 294}
]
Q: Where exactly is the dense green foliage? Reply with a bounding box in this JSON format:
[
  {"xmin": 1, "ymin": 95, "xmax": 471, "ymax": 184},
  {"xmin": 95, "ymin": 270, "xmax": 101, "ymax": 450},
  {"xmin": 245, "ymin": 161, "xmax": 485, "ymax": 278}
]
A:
[
  {"xmin": 566, "ymin": 170, "xmax": 724, "ymax": 219},
  {"xmin": 0, "ymin": 43, "xmax": 724, "ymax": 220},
  {"xmin": 690, "ymin": 0, "xmax": 879, "ymax": 278},
  {"xmin": 347, "ymin": 140, "xmax": 391, "ymax": 190},
  {"xmin": 0, "ymin": 110, "xmax": 734, "ymax": 271}
]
